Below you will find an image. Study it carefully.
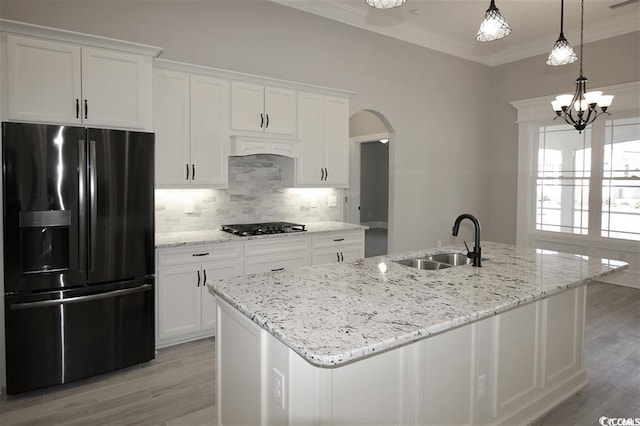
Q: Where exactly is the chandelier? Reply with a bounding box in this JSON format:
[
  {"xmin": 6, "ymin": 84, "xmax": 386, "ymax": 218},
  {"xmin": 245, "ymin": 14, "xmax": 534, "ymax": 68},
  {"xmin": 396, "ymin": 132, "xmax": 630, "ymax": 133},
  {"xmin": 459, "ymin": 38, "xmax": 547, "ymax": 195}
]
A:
[
  {"xmin": 551, "ymin": 0, "xmax": 614, "ymax": 133},
  {"xmin": 546, "ymin": 0, "xmax": 577, "ymax": 66},
  {"xmin": 365, "ymin": 0, "xmax": 407, "ymax": 9},
  {"xmin": 476, "ymin": 0, "xmax": 511, "ymax": 42}
]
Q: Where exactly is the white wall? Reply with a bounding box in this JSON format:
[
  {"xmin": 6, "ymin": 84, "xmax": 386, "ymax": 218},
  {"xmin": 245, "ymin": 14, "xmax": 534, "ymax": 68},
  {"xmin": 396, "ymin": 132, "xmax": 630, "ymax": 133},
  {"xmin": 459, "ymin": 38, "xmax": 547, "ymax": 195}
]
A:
[{"xmin": 0, "ymin": 0, "xmax": 492, "ymax": 253}]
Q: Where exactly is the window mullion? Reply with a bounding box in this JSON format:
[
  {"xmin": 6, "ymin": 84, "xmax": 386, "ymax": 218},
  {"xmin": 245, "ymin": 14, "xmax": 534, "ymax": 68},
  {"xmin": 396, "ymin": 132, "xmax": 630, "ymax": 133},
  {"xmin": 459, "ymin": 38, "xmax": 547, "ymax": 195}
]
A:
[{"xmin": 589, "ymin": 120, "xmax": 606, "ymax": 239}]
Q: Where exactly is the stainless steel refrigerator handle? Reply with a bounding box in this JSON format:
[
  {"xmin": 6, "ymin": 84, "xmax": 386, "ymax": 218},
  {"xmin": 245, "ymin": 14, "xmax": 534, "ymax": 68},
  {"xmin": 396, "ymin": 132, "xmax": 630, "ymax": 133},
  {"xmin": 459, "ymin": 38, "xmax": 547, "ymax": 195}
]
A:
[
  {"xmin": 89, "ymin": 140, "xmax": 97, "ymax": 273},
  {"xmin": 78, "ymin": 140, "xmax": 87, "ymax": 273},
  {"xmin": 10, "ymin": 284, "xmax": 153, "ymax": 310}
]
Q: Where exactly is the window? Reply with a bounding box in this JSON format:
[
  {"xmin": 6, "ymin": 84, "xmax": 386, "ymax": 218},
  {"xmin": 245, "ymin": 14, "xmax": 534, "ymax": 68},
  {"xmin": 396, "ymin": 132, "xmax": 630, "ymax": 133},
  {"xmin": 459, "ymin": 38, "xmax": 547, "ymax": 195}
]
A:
[
  {"xmin": 536, "ymin": 125, "xmax": 590, "ymax": 235},
  {"xmin": 601, "ymin": 117, "xmax": 640, "ymax": 240},
  {"xmin": 533, "ymin": 118, "xmax": 640, "ymax": 241}
]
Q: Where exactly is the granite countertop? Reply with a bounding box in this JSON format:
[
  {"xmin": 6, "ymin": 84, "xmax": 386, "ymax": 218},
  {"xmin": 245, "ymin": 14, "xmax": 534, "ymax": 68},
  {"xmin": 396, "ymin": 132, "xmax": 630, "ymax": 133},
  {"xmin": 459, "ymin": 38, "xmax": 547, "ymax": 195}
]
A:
[
  {"xmin": 155, "ymin": 221, "xmax": 368, "ymax": 248},
  {"xmin": 210, "ymin": 241, "xmax": 628, "ymax": 368}
]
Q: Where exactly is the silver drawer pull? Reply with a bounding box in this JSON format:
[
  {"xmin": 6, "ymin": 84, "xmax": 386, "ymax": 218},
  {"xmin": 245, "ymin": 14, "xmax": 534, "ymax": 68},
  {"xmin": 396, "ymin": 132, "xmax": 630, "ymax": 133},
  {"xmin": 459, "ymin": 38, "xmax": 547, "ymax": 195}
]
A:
[
  {"xmin": 271, "ymin": 268, "xmax": 285, "ymax": 272},
  {"xmin": 192, "ymin": 252, "xmax": 210, "ymax": 257},
  {"xmin": 333, "ymin": 238, "xmax": 345, "ymax": 242}
]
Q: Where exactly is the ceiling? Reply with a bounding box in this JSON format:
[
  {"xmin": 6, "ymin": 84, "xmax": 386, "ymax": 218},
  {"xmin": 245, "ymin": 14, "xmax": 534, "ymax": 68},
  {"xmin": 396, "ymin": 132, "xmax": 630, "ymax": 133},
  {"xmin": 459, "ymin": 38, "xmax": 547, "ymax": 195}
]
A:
[{"xmin": 269, "ymin": 0, "xmax": 640, "ymax": 66}]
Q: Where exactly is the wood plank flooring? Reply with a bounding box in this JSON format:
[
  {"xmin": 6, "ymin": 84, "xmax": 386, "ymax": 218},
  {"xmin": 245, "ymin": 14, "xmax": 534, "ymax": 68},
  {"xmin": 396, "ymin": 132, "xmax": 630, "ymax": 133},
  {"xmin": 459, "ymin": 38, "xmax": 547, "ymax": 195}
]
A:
[{"xmin": 0, "ymin": 281, "xmax": 637, "ymax": 425}]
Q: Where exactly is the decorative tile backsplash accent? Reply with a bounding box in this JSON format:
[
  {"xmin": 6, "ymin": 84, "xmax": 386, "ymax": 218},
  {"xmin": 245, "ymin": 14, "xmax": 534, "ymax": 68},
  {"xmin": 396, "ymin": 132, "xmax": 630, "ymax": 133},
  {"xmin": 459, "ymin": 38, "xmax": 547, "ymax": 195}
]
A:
[{"xmin": 155, "ymin": 155, "xmax": 342, "ymax": 233}]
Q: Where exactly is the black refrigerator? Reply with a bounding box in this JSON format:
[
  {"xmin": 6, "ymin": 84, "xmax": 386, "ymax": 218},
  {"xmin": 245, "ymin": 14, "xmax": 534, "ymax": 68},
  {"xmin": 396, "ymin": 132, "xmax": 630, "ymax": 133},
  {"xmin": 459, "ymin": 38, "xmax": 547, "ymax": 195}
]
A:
[{"xmin": 2, "ymin": 122, "xmax": 155, "ymax": 394}]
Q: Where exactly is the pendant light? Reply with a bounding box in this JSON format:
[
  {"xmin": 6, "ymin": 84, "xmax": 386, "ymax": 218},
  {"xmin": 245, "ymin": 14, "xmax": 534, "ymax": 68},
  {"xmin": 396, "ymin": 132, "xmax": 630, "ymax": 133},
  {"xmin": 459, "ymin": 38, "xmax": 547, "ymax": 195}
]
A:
[
  {"xmin": 476, "ymin": 0, "xmax": 512, "ymax": 42},
  {"xmin": 551, "ymin": 0, "xmax": 614, "ymax": 133},
  {"xmin": 365, "ymin": 0, "xmax": 407, "ymax": 9},
  {"xmin": 546, "ymin": 0, "xmax": 577, "ymax": 66}
]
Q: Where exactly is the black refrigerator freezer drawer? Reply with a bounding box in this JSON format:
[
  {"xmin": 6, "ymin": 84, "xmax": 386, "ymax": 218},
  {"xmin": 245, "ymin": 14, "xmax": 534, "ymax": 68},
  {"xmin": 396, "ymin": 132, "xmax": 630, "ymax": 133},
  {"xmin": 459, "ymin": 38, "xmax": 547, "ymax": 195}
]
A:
[{"xmin": 4, "ymin": 279, "xmax": 155, "ymax": 395}]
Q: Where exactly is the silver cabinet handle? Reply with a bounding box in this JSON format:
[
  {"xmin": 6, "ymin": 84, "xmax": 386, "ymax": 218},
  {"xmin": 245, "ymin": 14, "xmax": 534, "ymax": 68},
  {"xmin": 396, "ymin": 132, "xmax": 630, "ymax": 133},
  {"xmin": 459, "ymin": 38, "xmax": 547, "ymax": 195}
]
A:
[
  {"xmin": 336, "ymin": 252, "xmax": 340, "ymax": 262},
  {"xmin": 265, "ymin": 113, "xmax": 269, "ymax": 128},
  {"xmin": 192, "ymin": 252, "xmax": 210, "ymax": 257},
  {"xmin": 186, "ymin": 164, "xmax": 190, "ymax": 180},
  {"xmin": 192, "ymin": 164, "xmax": 195, "ymax": 180},
  {"xmin": 84, "ymin": 99, "xmax": 88, "ymax": 119},
  {"xmin": 340, "ymin": 252, "xmax": 344, "ymax": 262},
  {"xmin": 333, "ymin": 238, "xmax": 345, "ymax": 242},
  {"xmin": 271, "ymin": 267, "xmax": 285, "ymax": 272},
  {"xmin": 260, "ymin": 113, "xmax": 264, "ymax": 128},
  {"xmin": 197, "ymin": 270, "xmax": 201, "ymax": 287}
]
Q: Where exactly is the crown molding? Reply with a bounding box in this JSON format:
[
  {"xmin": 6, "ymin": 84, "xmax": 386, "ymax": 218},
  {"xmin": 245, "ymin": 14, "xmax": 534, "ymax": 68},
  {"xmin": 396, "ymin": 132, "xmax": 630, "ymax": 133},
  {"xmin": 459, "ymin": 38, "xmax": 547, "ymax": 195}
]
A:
[
  {"xmin": 0, "ymin": 18, "xmax": 163, "ymax": 57},
  {"xmin": 270, "ymin": 0, "xmax": 639, "ymax": 67}
]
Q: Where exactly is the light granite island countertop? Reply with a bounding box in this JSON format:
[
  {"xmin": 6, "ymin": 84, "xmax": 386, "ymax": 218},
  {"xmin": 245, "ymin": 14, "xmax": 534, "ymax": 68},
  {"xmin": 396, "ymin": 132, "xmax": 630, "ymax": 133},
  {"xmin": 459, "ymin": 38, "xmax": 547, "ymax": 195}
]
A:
[{"xmin": 211, "ymin": 241, "xmax": 628, "ymax": 426}]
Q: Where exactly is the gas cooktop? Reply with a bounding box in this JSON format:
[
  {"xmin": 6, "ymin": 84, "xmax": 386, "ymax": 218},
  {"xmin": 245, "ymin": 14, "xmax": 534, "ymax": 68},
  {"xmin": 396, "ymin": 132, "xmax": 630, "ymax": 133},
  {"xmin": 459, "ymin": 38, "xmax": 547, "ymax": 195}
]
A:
[{"xmin": 220, "ymin": 222, "xmax": 306, "ymax": 236}]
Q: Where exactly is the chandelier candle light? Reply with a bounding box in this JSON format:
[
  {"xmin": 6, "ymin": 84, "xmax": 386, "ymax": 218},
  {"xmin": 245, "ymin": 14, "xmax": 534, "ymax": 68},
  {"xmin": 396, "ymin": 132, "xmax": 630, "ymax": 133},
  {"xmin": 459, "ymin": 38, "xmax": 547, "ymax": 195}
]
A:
[
  {"xmin": 551, "ymin": 0, "xmax": 614, "ymax": 133},
  {"xmin": 476, "ymin": 0, "xmax": 512, "ymax": 42},
  {"xmin": 365, "ymin": 0, "xmax": 407, "ymax": 9},
  {"xmin": 546, "ymin": 0, "xmax": 577, "ymax": 66}
]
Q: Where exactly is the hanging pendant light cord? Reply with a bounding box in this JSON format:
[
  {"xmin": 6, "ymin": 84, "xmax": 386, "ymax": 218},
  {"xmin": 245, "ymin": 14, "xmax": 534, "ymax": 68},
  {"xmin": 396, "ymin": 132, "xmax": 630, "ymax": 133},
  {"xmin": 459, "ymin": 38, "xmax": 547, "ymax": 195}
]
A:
[
  {"xmin": 560, "ymin": 0, "xmax": 565, "ymax": 34},
  {"xmin": 579, "ymin": 0, "xmax": 584, "ymax": 77}
]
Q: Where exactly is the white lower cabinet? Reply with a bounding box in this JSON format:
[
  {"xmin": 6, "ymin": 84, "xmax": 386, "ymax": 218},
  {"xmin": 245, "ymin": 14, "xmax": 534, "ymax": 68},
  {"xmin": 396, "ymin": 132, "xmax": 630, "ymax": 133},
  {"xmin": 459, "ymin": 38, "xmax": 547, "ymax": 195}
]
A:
[
  {"xmin": 244, "ymin": 236, "xmax": 311, "ymax": 275},
  {"xmin": 156, "ymin": 229, "xmax": 364, "ymax": 347},
  {"xmin": 218, "ymin": 286, "xmax": 587, "ymax": 426},
  {"xmin": 311, "ymin": 231, "xmax": 364, "ymax": 265},
  {"xmin": 156, "ymin": 243, "xmax": 243, "ymax": 347}
]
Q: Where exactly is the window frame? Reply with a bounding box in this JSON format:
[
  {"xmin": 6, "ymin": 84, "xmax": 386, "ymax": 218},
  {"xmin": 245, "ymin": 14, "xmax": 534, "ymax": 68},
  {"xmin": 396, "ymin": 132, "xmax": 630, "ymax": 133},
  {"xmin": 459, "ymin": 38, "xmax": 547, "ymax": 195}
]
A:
[{"xmin": 512, "ymin": 81, "xmax": 640, "ymax": 288}]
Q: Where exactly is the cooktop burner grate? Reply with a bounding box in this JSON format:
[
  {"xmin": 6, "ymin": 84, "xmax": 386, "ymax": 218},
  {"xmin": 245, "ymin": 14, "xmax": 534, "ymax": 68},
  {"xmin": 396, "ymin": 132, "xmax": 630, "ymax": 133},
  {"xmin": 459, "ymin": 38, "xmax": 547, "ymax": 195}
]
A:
[{"xmin": 220, "ymin": 222, "xmax": 306, "ymax": 236}]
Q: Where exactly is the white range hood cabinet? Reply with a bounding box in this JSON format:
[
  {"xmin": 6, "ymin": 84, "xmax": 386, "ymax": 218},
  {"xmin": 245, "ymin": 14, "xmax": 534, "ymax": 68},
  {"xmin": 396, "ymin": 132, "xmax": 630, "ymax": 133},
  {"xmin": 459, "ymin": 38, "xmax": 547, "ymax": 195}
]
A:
[{"xmin": 229, "ymin": 135, "xmax": 299, "ymax": 158}]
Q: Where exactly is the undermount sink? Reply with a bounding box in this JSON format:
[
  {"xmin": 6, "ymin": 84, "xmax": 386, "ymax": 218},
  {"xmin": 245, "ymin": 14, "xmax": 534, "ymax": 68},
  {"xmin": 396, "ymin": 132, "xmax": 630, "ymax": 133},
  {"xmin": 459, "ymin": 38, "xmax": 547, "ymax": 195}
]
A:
[
  {"xmin": 394, "ymin": 252, "xmax": 471, "ymax": 271},
  {"xmin": 394, "ymin": 258, "xmax": 452, "ymax": 270},
  {"xmin": 425, "ymin": 253, "xmax": 472, "ymax": 266}
]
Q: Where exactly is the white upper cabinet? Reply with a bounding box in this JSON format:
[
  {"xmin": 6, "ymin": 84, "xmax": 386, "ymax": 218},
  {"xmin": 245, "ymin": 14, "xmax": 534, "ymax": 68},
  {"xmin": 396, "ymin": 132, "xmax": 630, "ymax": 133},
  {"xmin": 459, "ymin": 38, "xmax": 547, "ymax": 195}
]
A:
[
  {"xmin": 6, "ymin": 34, "xmax": 153, "ymax": 130},
  {"xmin": 153, "ymin": 69, "xmax": 191, "ymax": 185},
  {"xmin": 153, "ymin": 66, "xmax": 229, "ymax": 188},
  {"xmin": 80, "ymin": 46, "xmax": 149, "ymax": 129},
  {"xmin": 283, "ymin": 91, "xmax": 349, "ymax": 187},
  {"xmin": 231, "ymin": 81, "xmax": 296, "ymax": 136},
  {"xmin": 7, "ymin": 35, "xmax": 81, "ymax": 124}
]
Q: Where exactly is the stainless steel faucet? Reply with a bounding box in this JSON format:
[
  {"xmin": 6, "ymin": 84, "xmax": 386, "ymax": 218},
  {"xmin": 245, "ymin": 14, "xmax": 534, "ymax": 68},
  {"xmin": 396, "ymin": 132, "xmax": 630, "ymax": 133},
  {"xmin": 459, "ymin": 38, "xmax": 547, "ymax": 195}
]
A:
[{"xmin": 452, "ymin": 214, "xmax": 482, "ymax": 267}]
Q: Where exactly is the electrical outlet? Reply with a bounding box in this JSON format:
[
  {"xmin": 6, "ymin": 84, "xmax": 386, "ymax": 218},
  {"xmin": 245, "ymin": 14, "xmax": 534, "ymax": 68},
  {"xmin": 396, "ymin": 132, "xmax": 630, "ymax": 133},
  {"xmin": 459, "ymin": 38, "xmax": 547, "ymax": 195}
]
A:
[
  {"xmin": 273, "ymin": 368, "xmax": 286, "ymax": 410},
  {"xmin": 184, "ymin": 199, "xmax": 194, "ymax": 214},
  {"xmin": 476, "ymin": 374, "xmax": 486, "ymax": 399},
  {"xmin": 328, "ymin": 196, "xmax": 338, "ymax": 207}
]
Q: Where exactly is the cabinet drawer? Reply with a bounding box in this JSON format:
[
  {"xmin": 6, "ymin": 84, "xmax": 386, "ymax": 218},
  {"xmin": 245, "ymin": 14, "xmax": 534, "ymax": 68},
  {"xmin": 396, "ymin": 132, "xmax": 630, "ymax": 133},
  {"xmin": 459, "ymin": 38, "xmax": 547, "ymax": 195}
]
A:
[
  {"xmin": 311, "ymin": 231, "xmax": 363, "ymax": 249},
  {"xmin": 244, "ymin": 251, "xmax": 311, "ymax": 275},
  {"xmin": 157, "ymin": 243, "xmax": 243, "ymax": 268},
  {"xmin": 244, "ymin": 235, "xmax": 309, "ymax": 257}
]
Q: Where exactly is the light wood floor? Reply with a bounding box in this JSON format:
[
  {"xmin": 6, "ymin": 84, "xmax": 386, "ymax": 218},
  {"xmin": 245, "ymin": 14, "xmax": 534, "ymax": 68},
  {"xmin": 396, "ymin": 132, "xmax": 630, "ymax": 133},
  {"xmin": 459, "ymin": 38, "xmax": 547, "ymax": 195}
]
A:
[{"xmin": 0, "ymin": 281, "xmax": 637, "ymax": 425}]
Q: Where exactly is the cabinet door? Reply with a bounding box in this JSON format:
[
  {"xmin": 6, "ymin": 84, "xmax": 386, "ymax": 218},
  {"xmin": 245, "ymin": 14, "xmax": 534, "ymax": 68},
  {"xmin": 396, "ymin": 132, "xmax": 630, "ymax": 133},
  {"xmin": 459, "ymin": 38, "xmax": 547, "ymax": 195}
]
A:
[
  {"xmin": 296, "ymin": 92, "xmax": 324, "ymax": 185},
  {"xmin": 153, "ymin": 69, "xmax": 191, "ymax": 186},
  {"xmin": 157, "ymin": 265, "xmax": 202, "ymax": 340},
  {"xmin": 200, "ymin": 259, "xmax": 244, "ymax": 331},
  {"xmin": 81, "ymin": 47, "xmax": 148, "ymax": 129},
  {"xmin": 323, "ymin": 96, "xmax": 349, "ymax": 186},
  {"xmin": 7, "ymin": 35, "xmax": 82, "ymax": 124},
  {"xmin": 190, "ymin": 75, "xmax": 229, "ymax": 187},
  {"xmin": 264, "ymin": 86, "xmax": 296, "ymax": 135},
  {"xmin": 231, "ymin": 81, "xmax": 264, "ymax": 132},
  {"xmin": 311, "ymin": 248, "xmax": 342, "ymax": 266}
]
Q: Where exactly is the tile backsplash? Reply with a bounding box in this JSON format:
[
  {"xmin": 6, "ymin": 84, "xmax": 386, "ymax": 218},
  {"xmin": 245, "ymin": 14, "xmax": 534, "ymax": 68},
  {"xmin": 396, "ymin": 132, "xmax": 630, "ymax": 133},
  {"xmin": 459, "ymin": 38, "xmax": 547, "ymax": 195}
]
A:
[{"xmin": 155, "ymin": 155, "xmax": 342, "ymax": 233}]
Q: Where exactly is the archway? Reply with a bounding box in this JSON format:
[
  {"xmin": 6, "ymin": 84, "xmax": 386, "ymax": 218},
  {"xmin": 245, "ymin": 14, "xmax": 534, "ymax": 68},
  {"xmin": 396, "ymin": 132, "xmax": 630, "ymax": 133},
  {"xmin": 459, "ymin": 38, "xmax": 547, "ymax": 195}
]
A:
[{"xmin": 347, "ymin": 110, "xmax": 394, "ymax": 257}]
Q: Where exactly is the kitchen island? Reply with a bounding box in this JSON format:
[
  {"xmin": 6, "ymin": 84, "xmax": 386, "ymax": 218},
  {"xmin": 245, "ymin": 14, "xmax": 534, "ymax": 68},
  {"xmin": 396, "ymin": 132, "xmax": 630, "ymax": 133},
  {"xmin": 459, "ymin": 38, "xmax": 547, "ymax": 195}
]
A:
[{"xmin": 210, "ymin": 242, "xmax": 627, "ymax": 426}]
